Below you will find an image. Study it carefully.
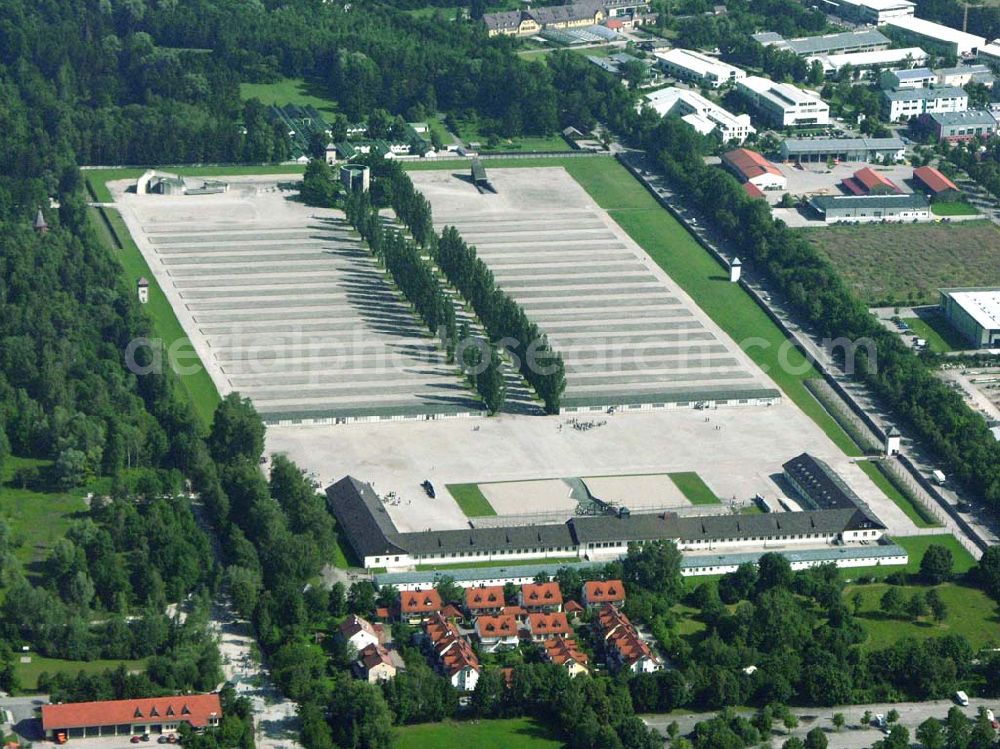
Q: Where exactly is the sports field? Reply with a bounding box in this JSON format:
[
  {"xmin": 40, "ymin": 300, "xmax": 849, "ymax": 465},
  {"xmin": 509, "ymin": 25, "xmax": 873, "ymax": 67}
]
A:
[
  {"xmin": 804, "ymin": 221, "xmax": 1000, "ymax": 306},
  {"xmin": 16, "ymin": 656, "xmax": 147, "ymax": 691}
]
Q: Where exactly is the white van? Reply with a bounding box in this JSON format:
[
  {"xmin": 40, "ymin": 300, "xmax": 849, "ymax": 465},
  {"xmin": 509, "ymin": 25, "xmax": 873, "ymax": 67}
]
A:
[{"xmin": 955, "ymin": 690, "xmax": 970, "ymax": 706}]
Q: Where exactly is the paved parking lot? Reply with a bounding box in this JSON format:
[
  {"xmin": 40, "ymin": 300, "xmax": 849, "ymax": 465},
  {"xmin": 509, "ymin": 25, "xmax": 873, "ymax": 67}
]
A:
[
  {"xmin": 410, "ymin": 167, "xmax": 778, "ymax": 410},
  {"xmin": 112, "ymin": 177, "xmax": 478, "ymax": 423}
]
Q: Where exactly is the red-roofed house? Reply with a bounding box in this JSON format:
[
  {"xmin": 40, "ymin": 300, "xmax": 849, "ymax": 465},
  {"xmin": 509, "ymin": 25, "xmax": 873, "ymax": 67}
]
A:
[
  {"xmin": 721, "ymin": 149, "xmax": 787, "ymax": 190},
  {"xmin": 475, "ymin": 615, "xmax": 520, "ymax": 651},
  {"xmin": 542, "ymin": 638, "xmax": 590, "ymax": 677},
  {"xmin": 527, "ymin": 612, "xmax": 572, "ymax": 642},
  {"xmin": 421, "ymin": 613, "xmax": 480, "ymax": 691},
  {"xmin": 841, "ymin": 167, "xmax": 901, "ymax": 196},
  {"xmin": 41, "ymin": 694, "xmax": 222, "ymax": 741},
  {"xmin": 594, "ymin": 604, "xmax": 662, "ymax": 674},
  {"xmin": 465, "ymin": 586, "xmax": 506, "ymax": 616},
  {"xmin": 400, "ymin": 588, "xmax": 443, "ymax": 624},
  {"xmin": 913, "ymin": 166, "xmax": 960, "ymax": 200},
  {"xmin": 742, "ymin": 181, "xmax": 766, "ymax": 200},
  {"xmin": 519, "ymin": 582, "xmax": 563, "ymax": 612},
  {"xmin": 564, "ymin": 600, "xmax": 584, "ymax": 619},
  {"xmin": 582, "ymin": 580, "xmax": 626, "ymax": 609}
]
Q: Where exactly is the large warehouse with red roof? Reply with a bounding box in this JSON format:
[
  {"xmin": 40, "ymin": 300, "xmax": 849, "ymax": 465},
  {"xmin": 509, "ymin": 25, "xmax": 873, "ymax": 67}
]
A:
[{"xmin": 41, "ymin": 694, "xmax": 222, "ymax": 741}]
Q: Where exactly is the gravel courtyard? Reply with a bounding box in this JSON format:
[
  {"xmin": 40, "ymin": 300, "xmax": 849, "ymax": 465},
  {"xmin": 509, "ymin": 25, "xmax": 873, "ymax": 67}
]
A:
[
  {"xmin": 112, "ymin": 177, "xmax": 478, "ymax": 423},
  {"xmin": 410, "ymin": 167, "xmax": 779, "ymax": 410}
]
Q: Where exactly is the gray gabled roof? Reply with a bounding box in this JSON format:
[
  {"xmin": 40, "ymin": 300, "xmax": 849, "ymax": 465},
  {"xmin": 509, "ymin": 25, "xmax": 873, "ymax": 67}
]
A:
[
  {"xmin": 784, "ymin": 29, "xmax": 890, "ymax": 55},
  {"xmin": 883, "ymin": 85, "xmax": 967, "ymax": 101},
  {"xmin": 783, "ymin": 453, "xmax": 885, "ymax": 529},
  {"xmin": 326, "ymin": 476, "xmax": 406, "ymax": 558},
  {"xmin": 810, "ymin": 193, "xmax": 929, "ymax": 211}
]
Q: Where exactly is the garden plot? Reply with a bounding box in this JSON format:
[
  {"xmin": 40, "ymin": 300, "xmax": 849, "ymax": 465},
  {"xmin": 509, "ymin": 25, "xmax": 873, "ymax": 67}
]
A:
[
  {"xmin": 410, "ymin": 168, "xmax": 779, "ymax": 410},
  {"xmin": 111, "ymin": 177, "xmax": 478, "ymax": 422}
]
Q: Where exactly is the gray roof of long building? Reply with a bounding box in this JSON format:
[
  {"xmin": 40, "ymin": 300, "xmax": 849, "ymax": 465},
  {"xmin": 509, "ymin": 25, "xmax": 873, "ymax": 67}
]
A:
[
  {"xmin": 782, "ymin": 137, "xmax": 905, "ymax": 154},
  {"xmin": 925, "ymin": 109, "xmax": 998, "ymax": 127},
  {"xmin": 784, "ymin": 29, "xmax": 890, "ymax": 55},
  {"xmin": 883, "ymin": 85, "xmax": 967, "ymax": 101},
  {"xmin": 783, "ymin": 453, "xmax": 885, "ymax": 528},
  {"xmin": 373, "ymin": 543, "xmax": 909, "ymax": 586},
  {"xmin": 326, "ymin": 476, "xmax": 406, "ymax": 557},
  {"xmin": 811, "ymin": 193, "xmax": 929, "ymax": 211},
  {"xmin": 327, "ymin": 472, "xmax": 886, "ymax": 560}
]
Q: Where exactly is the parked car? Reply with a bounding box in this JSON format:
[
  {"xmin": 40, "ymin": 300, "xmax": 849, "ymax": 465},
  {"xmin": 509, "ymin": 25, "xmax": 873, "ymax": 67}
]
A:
[
  {"xmin": 158, "ymin": 737, "xmax": 169, "ymax": 744},
  {"xmin": 131, "ymin": 738, "xmax": 142, "ymax": 744},
  {"xmin": 421, "ymin": 480, "xmax": 435, "ymax": 498},
  {"xmin": 955, "ymin": 690, "xmax": 970, "ymax": 706}
]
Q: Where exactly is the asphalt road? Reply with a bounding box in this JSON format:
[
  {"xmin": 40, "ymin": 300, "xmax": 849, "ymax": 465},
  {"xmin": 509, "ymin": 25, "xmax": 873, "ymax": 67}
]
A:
[{"xmin": 644, "ymin": 697, "xmax": 998, "ymax": 747}]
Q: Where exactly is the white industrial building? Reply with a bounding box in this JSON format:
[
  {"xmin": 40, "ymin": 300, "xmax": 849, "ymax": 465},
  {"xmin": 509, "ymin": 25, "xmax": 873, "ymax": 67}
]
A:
[
  {"xmin": 823, "ymin": 0, "xmax": 915, "ymax": 24},
  {"xmin": 809, "ymin": 47, "xmax": 928, "ymax": 77},
  {"xmin": 736, "ymin": 76, "xmax": 830, "ymax": 127},
  {"xmin": 654, "ymin": 48, "xmax": 746, "ymax": 88},
  {"xmin": 882, "ymin": 85, "xmax": 968, "ymax": 121},
  {"xmin": 980, "ymin": 43, "xmax": 1000, "ymax": 65},
  {"xmin": 643, "ymin": 87, "xmax": 755, "ymax": 142},
  {"xmin": 883, "ymin": 16, "xmax": 985, "ymax": 57},
  {"xmin": 881, "ymin": 66, "xmax": 937, "ymax": 89},
  {"xmin": 940, "ymin": 288, "xmax": 1000, "ymax": 348}
]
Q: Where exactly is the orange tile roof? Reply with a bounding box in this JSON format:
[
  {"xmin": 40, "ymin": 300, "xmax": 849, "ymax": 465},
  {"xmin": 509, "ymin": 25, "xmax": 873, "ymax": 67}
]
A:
[
  {"xmin": 521, "ymin": 582, "xmax": 563, "ymax": 606},
  {"xmin": 401, "ymin": 588, "xmax": 442, "ymax": 614},
  {"xmin": 564, "ymin": 600, "xmax": 584, "ymax": 613},
  {"xmin": 852, "ymin": 167, "xmax": 900, "ymax": 193},
  {"xmin": 476, "ymin": 615, "xmax": 519, "ymax": 638},
  {"xmin": 722, "ymin": 148, "xmax": 782, "ymax": 181},
  {"xmin": 424, "ymin": 612, "xmax": 461, "ymax": 645},
  {"xmin": 439, "ymin": 637, "xmax": 480, "ymax": 676},
  {"xmin": 528, "ymin": 612, "xmax": 572, "ymax": 637},
  {"xmin": 42, "ymin": 694, "xmax": 222, "ymax": 731},
  {"xmin": 375, "ymin": 607, "xmax": 390, "ymax": 620},
  {"xmin": 543, "ymin": 637, "xmax": 589, "ymax": 668},
  {"xmin": 501, "ymin": 605, "xmax": 527, "ymax": 617},
  {"xmin": 914, "ymin": 165, "xmax": 959, "ymax": 194},
  {"xmin": 742, "ymin": 181, "xmax": 766, "ymax": 199},
  {"xmin": 465, "ymin": 585, "xmax": 505, "ymax": 610},
  {"xmin": 584, "ymin": 580, "xmax": 625, "ymax": 604}
]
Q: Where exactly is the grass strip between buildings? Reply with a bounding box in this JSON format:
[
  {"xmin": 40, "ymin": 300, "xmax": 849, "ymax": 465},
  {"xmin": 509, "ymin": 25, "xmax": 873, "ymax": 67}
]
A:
[
  {"xmin": 668, "ymin": 472, "xmax": 721, "ymax": 505},
  {"xmin": 446, "ymin": 483, "xmax": 497, "ymax": 517}
]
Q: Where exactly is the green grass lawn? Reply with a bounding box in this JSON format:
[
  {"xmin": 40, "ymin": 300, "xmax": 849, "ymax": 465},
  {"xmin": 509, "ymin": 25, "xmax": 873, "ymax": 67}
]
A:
[
  {"xmin": 446, "ymin": 483, "xmax": 497, "ymax": 517},
  {"xmin": 415, "ymin": 557, "xmax": 580, "ymax": 572},
  {"xmin": 87, "ymin": 206, "xmax": 220, "ymax": 428},
  {"xmin": 16, "ymin": 656, "xmax": 147, "ymax": 691},
  {"xmin": 450, "ymin": 118, "xmax": 572, "ymax": 152},
  {"xmin": 239, "ymin": 77, "xmax": 338, "ymax": 115},
  {"xmin": 0, "ymin": 457, "xmax": 90, "ymax": 577},
  {"xmin": 844, "ymin": 534, "xmax": 976, "ymax": 580},
  {"xmin": 846, "ymin": 581, "xmax": 1000, "ymax": 651},
  {"xmin": 669, "ymin": 472, "xmax": 720, "ymax": 505},
  {"xmin": 395, "ymin": 718, "xmax": 563, "ymax": 749},
  {"xmin": 931, "ymin": 201, "xmax": 979, "ymax": 216},
  {"xmin": 857, "ymin": 460, "xmax": 939, "ymax": 528},
  {"xmin": 901, "ymin": 315, "xmax": 968, "ymax": 353}
]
